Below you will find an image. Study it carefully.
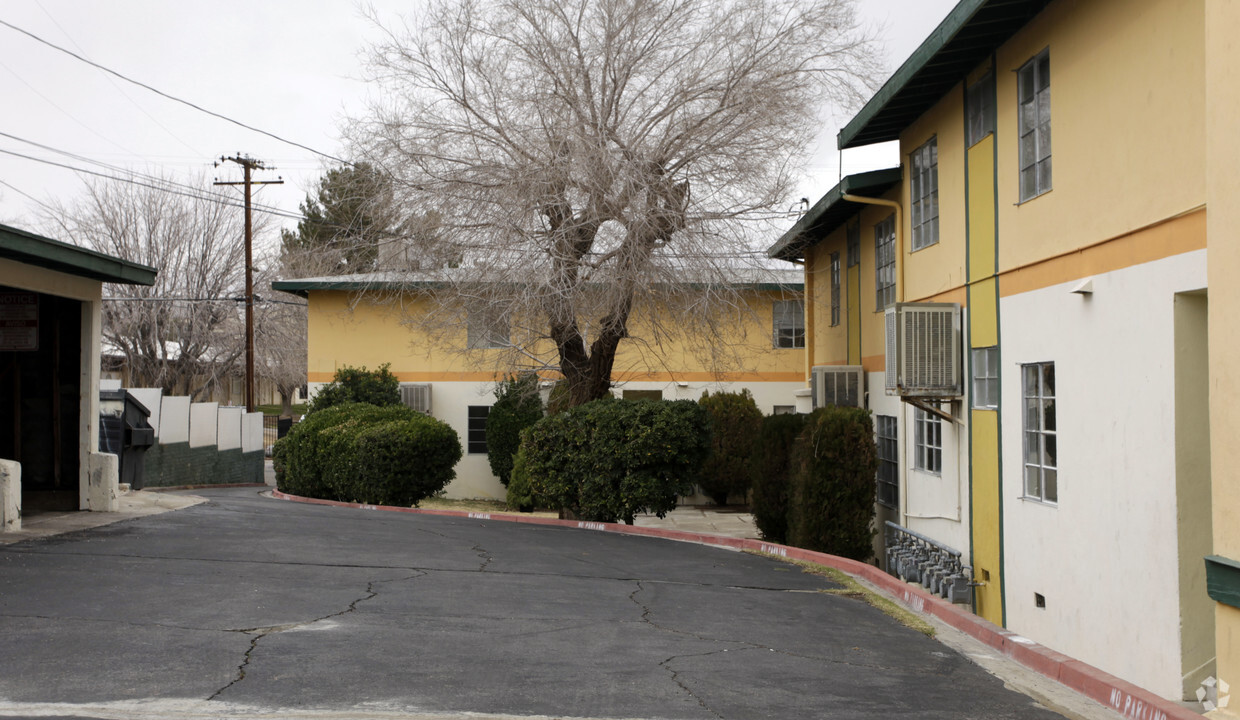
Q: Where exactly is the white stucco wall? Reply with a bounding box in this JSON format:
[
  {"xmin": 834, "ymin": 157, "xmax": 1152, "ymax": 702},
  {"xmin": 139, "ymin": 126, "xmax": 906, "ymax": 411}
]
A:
[
  {"xmin": 159, "ymin": 396, "xmax": 190, "ymax": 444},
  {"xmin": 999, "ymin": 249, "xmax": 1207, "ymax": 699},
  {"xmin": 188, "ymin": 402, "xmax": 219, "ymax": 449},
  {"xmin": 216, "ymin": 407, "xmax": 243, "ymax": 451}
]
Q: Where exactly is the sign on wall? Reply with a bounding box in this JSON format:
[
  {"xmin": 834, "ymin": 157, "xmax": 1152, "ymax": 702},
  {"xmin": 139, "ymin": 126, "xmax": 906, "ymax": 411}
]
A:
[{"xmin": 0, "ymin": 292, "xmax": 38, "ymax": 351}]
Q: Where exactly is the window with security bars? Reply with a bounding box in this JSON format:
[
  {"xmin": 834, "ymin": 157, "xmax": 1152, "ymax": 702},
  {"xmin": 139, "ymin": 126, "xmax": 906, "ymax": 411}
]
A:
[
  {"xmin": 914, "ymin": 407, "xmax": 942, "ymax": 474},
  {"xmin": 910, "ymin": 137, "xmax": 939, "ymax": 251},
  {"xmin": 772, "ymin": 299, "xmax": 805, "ymax": 348},
  {"xmin": 876, "ymin": 415, "xmax": 898, "ymax": 509},
  {"xmin": 1022, "ymin": 362, "xmax": 1056, "ymax": 503},
  {"xmin": 467, "ymin": 405, "xmax": 490, "ymax": 454},
  {"xmin": 1018, "ymin": 49, "xmax": 1051, "ymax": 201},
  {"xmin": 829, "ymin": 253, "xmax": 841, "ymax": 326},
  {"xmin": 875, "ymin": 215, "xmax": 896, "ymax": 310}
]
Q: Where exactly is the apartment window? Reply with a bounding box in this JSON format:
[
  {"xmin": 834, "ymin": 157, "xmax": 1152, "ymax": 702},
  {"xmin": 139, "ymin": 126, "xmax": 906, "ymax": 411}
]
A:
[
  {"xmin": 875, "ymin": 215, "xmax": 896, "ymax": 310},
  {"xmin": 773, "ymin": 405, "xmax": 796, "ymax": 416},
  {"xmin": 966, "ymin": 72, "xmax": 995, "ymax": 147},
  {"xmin": 971, "ymin": 346, "xmax": 999, "ymax": 409},
  {"xmin": 467, "ymin": 308, "xmax": 508, "ymax": 349},
  {"xmin": 876, "ymin": 415, "xmax": 898, "ymax": 509},
  {"xmin": 914, "ymin": 407, "xmax": 942, "ymax": 474},
  {"xmin": 910, "ymin": 137, "xmax": 939, "ymax": 251},
  {"xmin": 1022, "ymin": 362, "xmax": 1057, "ymax": 503},
  {"xmin": 846, "ymin": 221, "xmax": 860, "ymax": 268},
  {"xmin": 622, "ymin": 389, "xmax": 662, "ymax": 401},
  {"xmin": 773, "ymin": 299, "xmax": 805, "ymax": 348},
  {"xmin": 467, "ymin": 405, "xmax": 490, "ymax": 454},
  {"xmin": 829, "ymin": 252, "xmax": 841, "ymax": 327},
  {"xmin": 1018, "ymin": 49, "xmax": 1052, "ymax": 201}
]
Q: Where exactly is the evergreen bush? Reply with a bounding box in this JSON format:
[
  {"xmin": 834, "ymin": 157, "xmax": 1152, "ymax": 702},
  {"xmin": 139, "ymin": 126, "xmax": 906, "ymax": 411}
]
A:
[
  {"xmin": 307, "ymin": 363, "xmax": 400, "ymax": 414},
  {"xmin": 750, "ymin": 412, "xmax": 808, "ymax": 544},
  {"xmin": 520, "ymin": 398, "xmax": 709, "ymax": 523},
  {"xmin": 486, "ymin": 373, "xmax": 544, "ymax": 486},
  {"xmin": 505, "ymin": 443, "xmax": 536, "ymax": 512},
  {"xmin": 787, "ymin": 406, "xmax": 878, "ymax": 560},
  {"xmin": 697, "ymin": 389, "xmax": 763, "ymax": 505}
]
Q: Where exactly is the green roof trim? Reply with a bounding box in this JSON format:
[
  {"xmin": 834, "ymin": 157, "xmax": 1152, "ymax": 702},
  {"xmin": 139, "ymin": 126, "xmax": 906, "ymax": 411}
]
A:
[
  {"xmin": 1206, "ymin": 555, "xmax": 1240, "ymax": 610},
  {"xmin": 838, "ymin": 0, "xmax": 1052, "ymax": 150},
  {"xmin": 766, "ymin": 168, "xmax": 902, "ymax": 262},
  {"xmin": 272, "ymin": 276, "xmax": 801, "ymax": 299},
  {"xmin": 0, "ymin": 223, "xmax": 157, "ymax": 286}
]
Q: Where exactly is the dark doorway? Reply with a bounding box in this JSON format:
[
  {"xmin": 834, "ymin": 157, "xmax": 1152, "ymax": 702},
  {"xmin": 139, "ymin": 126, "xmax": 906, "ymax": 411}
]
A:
[{"xmin": 1, "ymin": 287, "xmax": 82, "ymax": 512}]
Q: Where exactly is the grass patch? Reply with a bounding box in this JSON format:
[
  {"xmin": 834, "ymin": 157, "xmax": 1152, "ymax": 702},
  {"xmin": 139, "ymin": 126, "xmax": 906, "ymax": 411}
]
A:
[
  {"xmin": 417, "ymin": 496, "xmax": 558, "ymax": 517},
  {"xmin": 257, "ymin": 403, "xmax": 307, "ymax": 417},
  {"xmin": 748, "ymin": 551, "xmax": 936, "ymax": 637}
]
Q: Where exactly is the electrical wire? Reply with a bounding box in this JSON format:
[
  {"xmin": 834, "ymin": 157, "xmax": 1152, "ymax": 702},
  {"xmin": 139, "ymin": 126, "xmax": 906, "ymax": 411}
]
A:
[{"xmin": 0, "ymin": 18, "xmax": 350, "ymax": 167}]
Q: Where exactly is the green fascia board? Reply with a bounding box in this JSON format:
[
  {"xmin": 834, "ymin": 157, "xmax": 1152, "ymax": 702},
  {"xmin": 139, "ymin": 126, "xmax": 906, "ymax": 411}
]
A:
[
  {"xmin": 766, "ymin": 167, "xmax": 902, "ymax": 262},
  {"xmin": 0, "ymin": 223, "xmax": 157, "ymax": 286},
  {"xmin": 838, "ymin": 0, "xmax": 1052, "ymax": 150},
  {"xmin": 272, "ymin": 278, "xmax": 801, "ymax": 297},
  {"xmin": 1206, "ymin": 555, "xmax": 1240, "ymax": 610}
]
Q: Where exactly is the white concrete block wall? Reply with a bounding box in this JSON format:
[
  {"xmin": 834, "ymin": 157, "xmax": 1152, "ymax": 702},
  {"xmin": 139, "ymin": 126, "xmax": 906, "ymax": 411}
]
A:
[
  {"xmin": 242, "ymin": 412, "xmax": 264, "ymax": 453},
  {"xmin": 217, "ymin": 407, "xmax": 243, "ymax": 451},
  {"xmin": 189, "ymin": 402, "xmax": 219, "ymax": 448},
  {"xmin": 160, "ymin": 396, "xmax": 190, "ymax": 444},
  {"xmin": 999, "ymin": 249, "xmax": 1206, "ymax": 699},
  {"xmin": 127, "ymin": 388, "xmax": 163, "ymax": 438}
]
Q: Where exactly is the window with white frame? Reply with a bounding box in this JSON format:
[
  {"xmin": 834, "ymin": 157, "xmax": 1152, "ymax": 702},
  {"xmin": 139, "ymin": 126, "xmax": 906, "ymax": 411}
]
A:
[
  {"xmin": 467, "ymin": 405, "xmax": 490, "ymax": 454},
  {"xmin": 875, "ymin": 215, "xmax": 896, "ymax": 310},
  {"xmin": 971, "ymin": 346, "xmax": 999, "ymax": 409},
  {"xmin": 773, "ymin": 299, "xmax": 805, "ymax": 348},
  {"xmin": 910, "ymin": 137, "xmax": 939, "ymax": 251},
  {"xmin": 467, "ymin": 308, "xmax": 508, "ymax": 349},
  {"xmin": 876, "ymin": 415, "xmax": 898, "ymax": 509},
  {"xmin": 1018, "ymin": 49, "xmax": 1051, "ymax": 201},
  {"xmin": 1022, "ymin": 362, "xmax": 1056, "ymax": 502},
  {"xmin": 829, "ymin": 252, "xmax": 841, "ymax": 326},
  {"xmin": 914, "ymin": 407, "xmax": 942, "ymax": 474}
]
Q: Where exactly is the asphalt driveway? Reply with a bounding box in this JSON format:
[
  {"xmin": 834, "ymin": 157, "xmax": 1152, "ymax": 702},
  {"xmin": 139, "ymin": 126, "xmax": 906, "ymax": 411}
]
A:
[{"xmin": 0, "ymin": 487, "xmax": 1066, "ymax": 719}]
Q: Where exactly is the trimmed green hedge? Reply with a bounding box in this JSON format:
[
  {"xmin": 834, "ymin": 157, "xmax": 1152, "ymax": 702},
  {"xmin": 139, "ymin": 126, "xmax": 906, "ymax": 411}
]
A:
[
  {"xmin": 307, "ymin": 363, "xmax": 400, "ymax": 414},
  {"xmin": 486, "ymin": 373, "xmax": 544, "ymax": 487},
  {"xmin": 697, "ymin": 389, "xmax": 763, "ymax": 505},
  {"xmin": 274, "ymin": 402, "xmax": 461, "ymax": 506},
  {"xmin": 517, "ymin": 398, "xmax": 709, "ymax": 524},
  {"xmin": 787, "ymin": 406, "xmax": 878, "ymax": 560},
  {"xmin": 750, "ymin": 412, "xmax": 808, "ymax": 544}
]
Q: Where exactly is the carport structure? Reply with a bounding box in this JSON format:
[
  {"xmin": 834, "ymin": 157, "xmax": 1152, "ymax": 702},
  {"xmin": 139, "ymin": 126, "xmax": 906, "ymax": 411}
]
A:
[{"xmin": 0, "ymin": 223, "xmax": 156, "ymax": 527}]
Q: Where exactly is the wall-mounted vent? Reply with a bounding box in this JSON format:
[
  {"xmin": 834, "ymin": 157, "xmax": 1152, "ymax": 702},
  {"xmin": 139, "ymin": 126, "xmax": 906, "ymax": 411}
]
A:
[
  {"xmin": 399, "ymin": 383, "xmax": 432, "ymax": 414},
  {"xmin": 810, "ymin": 365, "xmax": 865, "ymax": 409},
  {"xmin": 884, "ymin": 303, "xmax": 962, "ymax": 397}
]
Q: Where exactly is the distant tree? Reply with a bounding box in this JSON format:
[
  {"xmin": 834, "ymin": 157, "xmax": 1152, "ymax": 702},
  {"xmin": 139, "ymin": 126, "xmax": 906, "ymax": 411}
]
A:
[
  {"xmin": 44, "ymin": 174, "xmax": 261, "ymax": 400},
  {"xmin": 348, "ymin": 0, "xmax": 879, "ymax": 408},
  {"xmin": 280, "ymin": 162, "xmax": 397, "ymax": 276},
  {"xmin": 254, "ymin": 262, "xmax": 308, "ymax": 416}
]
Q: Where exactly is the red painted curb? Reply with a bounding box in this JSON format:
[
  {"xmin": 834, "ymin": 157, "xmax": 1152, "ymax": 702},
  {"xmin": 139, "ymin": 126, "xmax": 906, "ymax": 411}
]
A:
[{"xmin": 268, "ymin": 489, "xmax": 1198, "ymax": 720}]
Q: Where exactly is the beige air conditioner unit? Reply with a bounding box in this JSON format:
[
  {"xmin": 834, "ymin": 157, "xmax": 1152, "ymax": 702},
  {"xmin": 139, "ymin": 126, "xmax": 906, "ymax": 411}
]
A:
[
  {"xmin": 884, "ymin": 303, "xmax": 962, "ymax": 397},
  {"xmin": 399, "ymin": 383, "xmax": 432, "ymax": 414},
  {"xmin": 810, "ymin": 365, "xmax": 865, "ymax": 409}
]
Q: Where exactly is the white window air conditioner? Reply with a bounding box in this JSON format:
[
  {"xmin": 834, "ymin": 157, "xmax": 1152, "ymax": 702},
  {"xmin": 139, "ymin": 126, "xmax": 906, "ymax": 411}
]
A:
[
  {"xmin": 884, "ymin": 302, "xmax": 962, "ymax": 397},
  {"xmin": 810, "ymin": 365, "xmax": 865, "ymax": 409},
  {"xmin": 399, "ymin": 383, "xmax": 433, "ymax": 414}
]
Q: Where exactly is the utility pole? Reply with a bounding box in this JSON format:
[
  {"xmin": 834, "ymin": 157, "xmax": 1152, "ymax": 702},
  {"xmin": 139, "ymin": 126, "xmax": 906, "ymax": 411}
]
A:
[{"xmin": 214, "ymin": 155, "xmax": 282, "ymax": 413}]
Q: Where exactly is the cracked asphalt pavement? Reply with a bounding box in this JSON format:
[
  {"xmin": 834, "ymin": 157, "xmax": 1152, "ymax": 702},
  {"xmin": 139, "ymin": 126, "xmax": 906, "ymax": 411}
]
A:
[{"xmin": 0, "ymin": 488, "xmax": 1066, "ymax": 719}]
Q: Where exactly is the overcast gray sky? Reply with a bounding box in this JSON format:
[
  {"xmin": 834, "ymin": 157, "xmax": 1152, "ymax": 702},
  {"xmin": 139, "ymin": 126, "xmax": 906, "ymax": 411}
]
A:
[{"xmin": 0, "ymin": 0, "xmax": 958, "ymax": 246}]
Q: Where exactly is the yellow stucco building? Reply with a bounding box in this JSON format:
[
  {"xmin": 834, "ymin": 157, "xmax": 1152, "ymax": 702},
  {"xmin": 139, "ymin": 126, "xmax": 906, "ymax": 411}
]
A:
[
  {"xmin": 771, "ymin": 0, "xmax": 1236, "ymax": 706},
  {"xmin": 274, "ymin": 269, "xmax": 806, "ymax": 500}
]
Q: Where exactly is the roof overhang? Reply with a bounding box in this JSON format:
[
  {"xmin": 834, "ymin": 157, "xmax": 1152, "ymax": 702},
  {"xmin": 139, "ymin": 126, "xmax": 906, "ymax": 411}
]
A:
[
  {"xmin": 838, "ymin": 0, "xmax": 1053, "ymax": 150},
  {"xmin": 0, "ymin": 223, "xmax": 157, "ymax": 286},
  {"xmin": 766, "ymin": 168, "xmax": 902, "ymax": 262}
]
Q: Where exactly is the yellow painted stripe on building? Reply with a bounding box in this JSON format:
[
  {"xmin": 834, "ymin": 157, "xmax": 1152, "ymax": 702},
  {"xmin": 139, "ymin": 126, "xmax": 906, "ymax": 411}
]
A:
[
  {"xmin": 968, "ymin": 135, "xmax": 997, "ymax": 283},
  {"xmin": 1000, "ymin": 208, "xmax": 1206, "ymax": 297},
  {"xmin": 969, "ymin": 277, "xmax": 998, "ymax": 348},
  {"xmin": 308, "ymin": 370, "xmax": 810, "ymax": 384},
  {"xmin": 970, "ymin": 408, "xmax": 1004, "ymax": 625}
]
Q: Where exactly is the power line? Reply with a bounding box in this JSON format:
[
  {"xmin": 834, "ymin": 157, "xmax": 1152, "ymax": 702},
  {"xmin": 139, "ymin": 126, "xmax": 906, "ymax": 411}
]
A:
[{"xmin": 0, "ymin": 18, "xmax": 350, "ymax": 167}]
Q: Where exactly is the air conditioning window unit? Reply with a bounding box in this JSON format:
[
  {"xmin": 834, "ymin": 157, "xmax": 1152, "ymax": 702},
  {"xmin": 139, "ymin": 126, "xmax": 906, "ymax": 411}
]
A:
[
  {"xmin": 884, "ymin": 302, "xmax": 962, "ymax": 397},
  {"xmin": 810, "ymin": 365, "xmax": 865, "ymax": 408},
  {"xmin": 399, "ymin": 383, "xmax": 432, "ymax": 414}
]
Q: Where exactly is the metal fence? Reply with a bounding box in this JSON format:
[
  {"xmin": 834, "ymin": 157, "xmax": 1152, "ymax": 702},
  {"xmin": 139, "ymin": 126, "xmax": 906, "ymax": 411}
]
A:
[{"xmin": 262, "ymin": 416, "xmax": 293, "ymax": 453}]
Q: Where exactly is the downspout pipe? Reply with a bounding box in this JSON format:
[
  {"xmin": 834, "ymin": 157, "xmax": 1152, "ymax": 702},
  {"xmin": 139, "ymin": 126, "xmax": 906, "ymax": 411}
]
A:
[
  {"xmin": 841, "ymin": 192, "xmax": 907, "ymax": 528},
  {"xmin": 841, "ymin": 194, "xmax": 904, "ymax": 303}
]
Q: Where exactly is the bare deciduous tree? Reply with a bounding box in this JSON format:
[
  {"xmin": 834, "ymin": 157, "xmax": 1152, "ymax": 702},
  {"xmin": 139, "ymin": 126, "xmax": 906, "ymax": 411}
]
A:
[
  {"xmin": 349, "ymin": 0, "xmax": 878, "ymax": 406},
  {"xmin": 44, "ymin": 175, "xmax": 267, "ymax": 401}
]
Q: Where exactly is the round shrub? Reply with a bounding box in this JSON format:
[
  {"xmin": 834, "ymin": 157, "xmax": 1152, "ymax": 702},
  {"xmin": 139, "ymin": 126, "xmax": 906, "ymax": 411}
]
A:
[
  {"xmin": 520, "ymin": 398, "xmax": 709, "ymax": 523},
  {"xmin": 505, "ymin": 443, "xmax": 536, "ymax": 512},
  {"xmin": 750, "ymin": 412, "xmax": 808, "ymax": 544},
  {"xmin": 787, "ymin": 406, "xmax": 878, "ymax": 560},
  {"xmin": 275, "ymin": 402, "xmax": 461, "ymax": 507},
  {"xmin": 486, "ymin": 373, "xmax": 544, "ymax": 486},
  {"xmin": 307, "ymin": 363, "xmax": 400, "ymax": 414},
  {"xmin": 697, "ymin": 389, "xmax": 763, "ymax": 505}
]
